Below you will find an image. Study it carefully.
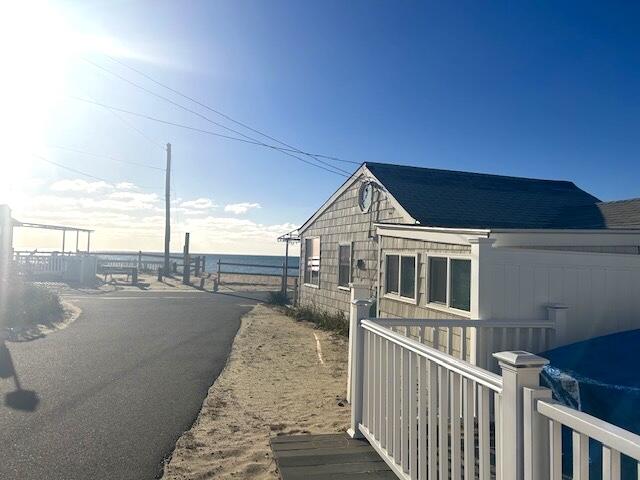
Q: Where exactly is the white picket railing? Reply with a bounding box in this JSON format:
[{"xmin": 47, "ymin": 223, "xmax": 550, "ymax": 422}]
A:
[
  {"xmin": 348, "ymin": 296, "xmax": 640, "ymax": 480},
  {"xmin": 524, "ymin": 390, "xmax": 640, "ymax": 480},
  {"xmin": 378, "ymin": 316, "xmax": 560, "ymax": 371},
  {"xmin": 13, "ymin": 253, "xmax": 67, "ymax": 275}
]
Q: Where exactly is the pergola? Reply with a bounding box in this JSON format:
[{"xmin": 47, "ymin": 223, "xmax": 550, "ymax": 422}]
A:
[
  {"xmin": 278, "ymin": 230, "xmax": 300, "ymax": 291},
  {"xmin": 13, "ymin": 220, "xmax": 94, "ymax": 253}
]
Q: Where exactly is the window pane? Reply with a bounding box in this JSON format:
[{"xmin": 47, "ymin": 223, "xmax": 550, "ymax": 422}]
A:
[
  {"xmin": 450, "ymin": 259, "xmax": 471, "ymax": 311},
  {"xmin": 428, "ymin": 257, "xmax": 447, "ymax": 304},
  {"xmin": 385, "ymin": 255, "xmax": 399, "ymax": 294},
  {"xmin": 304, "ymin": 238, "xmax": 320, "ymax": 286},
  {"xmin": 338, "ymin": 245, "xmax": 351, "ymax": 287},
  {"xmin": 400, "ymin": 256, "xmax": 416, "ymax": 299}
]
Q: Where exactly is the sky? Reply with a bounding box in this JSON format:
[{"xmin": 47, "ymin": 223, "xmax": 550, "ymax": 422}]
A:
[{"xmin": 1, "ymin": 1, "xmax": 639, "ymax": 254}]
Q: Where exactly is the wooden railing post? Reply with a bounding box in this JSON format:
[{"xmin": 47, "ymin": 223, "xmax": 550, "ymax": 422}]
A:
[
  {"xmin": 347, "ymin": 297, "xmax": 372, "ymax": 439},
  {"xmin": 493, "ymin": 351, "xmax": 549, "ymax": 480},
  {"xmin": 347, "ymin": 284, "xmax": 370, "ymax": 403},
  {"xmin": 547, "ymin": 304, "xmax": 568, "ymax": 347},
  {"xmin": 523, "ymin": 386, "xmax": 553, "ymax": 480}
]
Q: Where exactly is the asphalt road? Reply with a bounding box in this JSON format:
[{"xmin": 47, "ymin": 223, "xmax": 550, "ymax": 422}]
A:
[{"xmin": 0, "ymin": 288, "xmax": 264, "ymax": 480}]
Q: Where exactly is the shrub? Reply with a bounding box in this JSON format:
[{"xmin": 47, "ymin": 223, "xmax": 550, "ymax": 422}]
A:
[
  {"xmin": 266, "ymin": 290, "xmax": 290, "ymax": 306},
  {"xmin": 1, "ymin": 281, "xmax": 64, "ymax": 329},
  {"xmin": 285, "ymin": 304, "xmax": 349, "ymax": 337}
]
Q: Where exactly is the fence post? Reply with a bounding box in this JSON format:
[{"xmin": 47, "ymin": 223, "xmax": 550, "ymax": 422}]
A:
[
  {"xmin": 347, "ymin": 285, "xmax": 371, "ymax": 403},
  {"xmin": 194, "ymin": 256, "xmax": 201, "ymax": 277},
  {"xmin": 547, "ymin": 304, "xmax": 568, "ymax": 347},
  {"xmin": 347, "ymin": 297, "xmax": 372, "ymax": 439},
  {"xmin": 217, "ymin": 259, "xmax": 221, "ymax": 285},
  {"xmin": 493, "ymin": 351, "xmax": 549, "ymax": 480},
  {"xmin": 182, "ymin": 233, "xmax": 190, "ymax": 285},
  {"xmin": 201, "ymin": 256, "xmax": 206, "ymax": 275},
  {"xmin": 523, "ymin": 386, "xmax": 553, "ymax": 480},
  {"xmin": 280, "ymin": 261, "xmax": 286, "ymax": 294},
  {"xmin": 293, "ymin": 277, "xmax": 298, "ymax": 306},
  {"xmin": 137, "ymin": 250, "xmax": 142, "ymax": 271}
]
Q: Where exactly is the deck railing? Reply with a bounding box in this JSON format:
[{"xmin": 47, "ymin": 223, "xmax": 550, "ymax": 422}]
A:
[
  {"xmin": 348, "ymin": 296, "xmax": 640, "ymax": 480},
  {"xmin": 13, "ymin": 252, "xmax": 68, "ymax": 275},
  {"xmin": 377, "ymin": 316, "xmax": 560, "ymax": 372}
]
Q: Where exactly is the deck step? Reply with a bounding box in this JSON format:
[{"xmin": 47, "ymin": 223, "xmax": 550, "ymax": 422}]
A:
[{"xmin": 270, "ymin": 433, "xmax": 394, "ymax": 480}]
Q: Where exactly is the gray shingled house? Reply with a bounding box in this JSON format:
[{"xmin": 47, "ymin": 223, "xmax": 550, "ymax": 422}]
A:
[{"xmin": 297, "ymin": 162, "xmax": 640, "ymax": 345}]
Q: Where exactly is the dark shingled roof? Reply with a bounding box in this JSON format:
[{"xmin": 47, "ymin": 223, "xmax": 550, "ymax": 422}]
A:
[
  {"xmin": 555, "ymin": 198, "xmax": 640, "ymax": 229},
  {"xmin": 365, "ymin": 162, "xmax": 607, "ymax": 229}
]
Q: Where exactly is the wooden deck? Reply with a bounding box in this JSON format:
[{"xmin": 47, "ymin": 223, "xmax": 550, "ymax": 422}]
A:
[{"xmin": 270, "ymin": 433, "xmax": 395, "ymax": 480}]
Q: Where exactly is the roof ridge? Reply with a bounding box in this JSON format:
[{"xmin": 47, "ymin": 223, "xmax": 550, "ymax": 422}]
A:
[
  {"xmin": 364, "ymin": 161, "xmax": 577, "ymax": 185},
  {"xmin": 597, "ymin": 197, "xmax": 640, "ymax": 206}
]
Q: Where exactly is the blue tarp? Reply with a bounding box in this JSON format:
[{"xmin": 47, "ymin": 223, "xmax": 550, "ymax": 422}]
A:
[{"xmin": 540, "ymin": 329, "xmax": 640, "ymax": 479}]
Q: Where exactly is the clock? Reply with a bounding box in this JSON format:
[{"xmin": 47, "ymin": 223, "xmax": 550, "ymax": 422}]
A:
[{"xmin": 358, "ymin": 181, "xmax": 374, "ymax": 213}]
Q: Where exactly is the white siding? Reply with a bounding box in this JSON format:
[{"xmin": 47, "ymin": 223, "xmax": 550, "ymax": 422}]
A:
[{"xmin": 480, "ymin": 247, "xmax": 640, "ymax": 345}]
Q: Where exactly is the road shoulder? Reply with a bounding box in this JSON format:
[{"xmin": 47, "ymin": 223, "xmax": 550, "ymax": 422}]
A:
[{"xmin": 163, "ymin": 304, "xmax": 349, "ymax": 479}]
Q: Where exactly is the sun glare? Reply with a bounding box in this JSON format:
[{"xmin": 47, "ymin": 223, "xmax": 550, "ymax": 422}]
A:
[{"xmin": 0, "ymin": 1, "xmax": 134, "ymax": 204}]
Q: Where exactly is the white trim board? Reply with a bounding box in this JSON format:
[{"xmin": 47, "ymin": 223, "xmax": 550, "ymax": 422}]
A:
[{"xmin": 297, "ymin": 165, "xmax": 416, "ymax": 234}]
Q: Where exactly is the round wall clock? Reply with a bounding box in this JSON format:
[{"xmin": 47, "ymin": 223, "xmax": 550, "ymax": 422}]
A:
[{"xmin": 358, "ymin": 181, "xmax": 374, "ymax": 213}]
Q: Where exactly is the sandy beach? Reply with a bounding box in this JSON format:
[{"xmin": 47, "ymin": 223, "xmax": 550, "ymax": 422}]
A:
[{"xmin": 162, "ymin": 304, "xmax": 350, "ymax": 480}]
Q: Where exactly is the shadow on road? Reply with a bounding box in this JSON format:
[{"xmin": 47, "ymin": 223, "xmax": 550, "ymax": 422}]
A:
[{"xmin": 0, "ymin": 341, "xmax": 40, "ymax": 412}]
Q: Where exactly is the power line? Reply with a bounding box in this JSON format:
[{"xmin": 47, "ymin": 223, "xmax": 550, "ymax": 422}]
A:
[
  {"xmin": 104, "ymin": 54, "xmax": 359, "ymax": 166},
  {"xmin": 33, "ymin": 154, "xmax": 164, "ymax": 191},
  {"xmin": 82, "ymin": 58, "xmax": 353, "ymax": 176},
  {"xmin": 70, "ymin": 96, "xmax": 350, "ymax": 177},
  {"xmin": 47, "ymin": 145, "xmax": 165, "ymax": 171}
]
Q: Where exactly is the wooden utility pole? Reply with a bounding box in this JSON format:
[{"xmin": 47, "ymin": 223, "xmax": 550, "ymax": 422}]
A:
[{"xmin": 163, "ymin": 143, "xmax": 172, "ymax": 275}]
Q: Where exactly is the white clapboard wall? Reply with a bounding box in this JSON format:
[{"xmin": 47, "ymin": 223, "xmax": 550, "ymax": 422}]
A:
[{"xmin": 479, "ymin": 246, "xmax": 640, "ymax": 345}]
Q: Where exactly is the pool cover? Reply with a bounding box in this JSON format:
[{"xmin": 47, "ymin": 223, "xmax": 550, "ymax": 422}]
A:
[{"xmin": 540, "ymin": 329, "xmax": 640, "ymax": 479}]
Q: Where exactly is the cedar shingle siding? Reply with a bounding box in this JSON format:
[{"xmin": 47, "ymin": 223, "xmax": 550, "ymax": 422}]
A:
[{"xmin": 298, "ymin": 176, "xmax": 404, "ymax": 316}]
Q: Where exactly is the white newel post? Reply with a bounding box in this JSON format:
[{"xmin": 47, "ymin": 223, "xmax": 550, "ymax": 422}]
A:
[
  {"xmin": 493, "ymin": 351, "xmax": 549, "ymax": 480},
  {"xmin": 347, "ymin": 297, "xmax": 372, "ymax": 439},
  {"xmin": 523, "ymin": 386, "xmax": 553, "ymax": 480},
  {"xmin": 547, "ymin": 304, "xmax": 569, "ymax": 348},
  {"xmin": 347, "ymin": 284, "xmax": 370, "ymax": 403}
]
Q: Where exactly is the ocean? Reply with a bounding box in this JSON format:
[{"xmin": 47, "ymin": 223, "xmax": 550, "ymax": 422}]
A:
[
  {"xmin": 96, "ymin": 252, "xmax": 299, "ymax": 276},
  {"xmin": 201, "ymin": 254, "xmax": 299, "ymax": 276}
]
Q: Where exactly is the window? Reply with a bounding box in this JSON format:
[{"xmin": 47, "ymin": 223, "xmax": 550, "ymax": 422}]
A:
[
  {"xmin": 450, "ymin": 259, "xmax": 471, "ymax": 311},
  {"xmin": 385, "ymin": 255, "xmax": 399, "ymax": 294},
  {"xmin": 428, "ymin": 257, "xmax": 471, "ymax": 312},
  {"xmin": 385, "ymin": 253, "xmax": 416, "ymax": 300},
  {"xmin": 428, "ymin": 257, "xmax": 447, "ymax": 304},
  {"xmin": 400, "ymin": 256, "xmax": 416, "ymax": 298},
  {"xmin": 304, "ymin": 237, "xmax": 320, "ymax": 286},
  {"xmin": 338, "ymin": 244, "xmax": 351, "ymax": 288}
]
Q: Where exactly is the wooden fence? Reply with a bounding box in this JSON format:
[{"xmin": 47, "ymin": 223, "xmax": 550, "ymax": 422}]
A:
[{"xmin": 348, "ymin": 294, "xmax": 640, "ymax": 480}]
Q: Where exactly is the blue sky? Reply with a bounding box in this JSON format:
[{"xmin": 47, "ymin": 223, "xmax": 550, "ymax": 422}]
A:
[{"xmin": 2, "ymin": 1, "xmax": 639, "ymax": 253}]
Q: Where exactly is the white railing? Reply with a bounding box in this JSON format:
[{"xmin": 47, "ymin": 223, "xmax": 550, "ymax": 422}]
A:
[
  {"xmin": 13, "ymin": 253, "xmax": 68, "ymax": 275},
  {"xmin": 524, "ymin": 390, "xmax": 640, "ymax": 480},
  {"xmin": 359, "ymin": 316, "xmax": 505, "ymax": 480},
  {"xmin": 348, "ymin": 296, "xmax": 640, "ymax": 480},
  {"xmin": 377, "ymin": 315, "xmax": 561, "ymax": 371}
]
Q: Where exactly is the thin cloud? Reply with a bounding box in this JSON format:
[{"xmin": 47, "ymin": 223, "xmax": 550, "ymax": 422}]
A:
[
  {"xmin": 180, "ymin": 198, "xmax": 217, "ymax": 209},
  {"xmin": 224, "ymin": 202, "xmax": 261, "ymax": 214},
  {"xmin": 50, "ymin": 179, "xmax": 112, "ymax": 193}
]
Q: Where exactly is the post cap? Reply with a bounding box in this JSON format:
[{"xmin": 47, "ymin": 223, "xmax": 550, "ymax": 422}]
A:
[
  {"xmin": 351, "ymin": 299, "xmax": 372, "ymax": 307},
  {"xmin": 492, "ymin": 351, "xmax": 549, "ymax": 368}
]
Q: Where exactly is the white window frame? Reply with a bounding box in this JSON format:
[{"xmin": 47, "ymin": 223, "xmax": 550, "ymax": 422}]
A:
[
  {"xmin": 425, "ymin": 253, "xmax": 472, "ymax": 316},
  {"xmin": 383, "ymin": 251, "xmax": 418, "ymax": 304},
  {"xmin": 303, "ymin": 236, "xmax": 321, "ymax": 289},
  {"xmin": 337, "ymin": 242, "xmax": 352, "ymax": 291}
]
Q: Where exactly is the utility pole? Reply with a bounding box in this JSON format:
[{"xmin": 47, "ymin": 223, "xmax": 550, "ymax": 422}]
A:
[{"xmin": 164, "ymin": 143, "xmax": 171, "ymax": 275}]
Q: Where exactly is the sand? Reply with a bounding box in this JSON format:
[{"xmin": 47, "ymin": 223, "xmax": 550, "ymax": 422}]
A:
[{"xmin": 162, "ymin": 304, "xmax": 350, "ymax": 480}]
